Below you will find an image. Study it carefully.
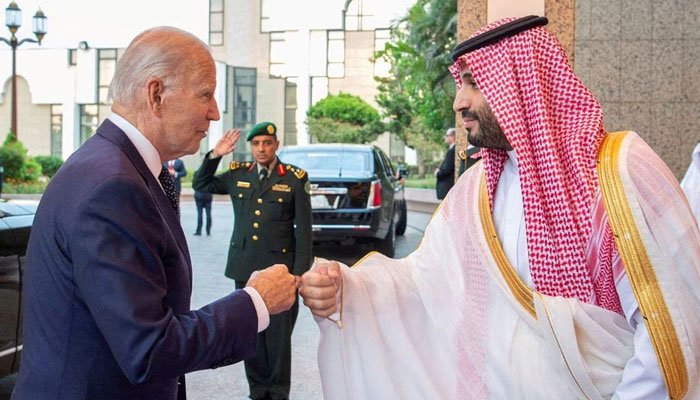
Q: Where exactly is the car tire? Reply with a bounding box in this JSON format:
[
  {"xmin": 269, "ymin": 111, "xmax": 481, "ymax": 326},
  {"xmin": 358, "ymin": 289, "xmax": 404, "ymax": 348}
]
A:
[
  {"xmin": 375, "ymin": 218, "xmax": 396, "ymax": 257},
  {"xmin": 395, "ymin": 200, "xmax": 407, "ymax": 236}
]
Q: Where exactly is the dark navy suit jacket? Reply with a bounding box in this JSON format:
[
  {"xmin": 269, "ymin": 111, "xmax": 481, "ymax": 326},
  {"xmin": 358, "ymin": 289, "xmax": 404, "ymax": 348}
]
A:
[{"xmin": 12, "ymin": 120, "xmax": 258, "ymax": 400}]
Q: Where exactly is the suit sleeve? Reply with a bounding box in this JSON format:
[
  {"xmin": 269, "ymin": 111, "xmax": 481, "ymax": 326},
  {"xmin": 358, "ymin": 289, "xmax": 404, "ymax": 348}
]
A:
[
  {"xmin": 71, "ymin": 174, "xmax": 257, "ymax": 384},
  {"xmin": 293, "ymin": 174, "xmax": 313, "ymax": 276},
  {"xmin": 192, "ymin": 151, "xmax": 230, "ymax": 195},
  {"xmin": 436, "ymin": 146, "xmax": 456, "ymax": 180}
]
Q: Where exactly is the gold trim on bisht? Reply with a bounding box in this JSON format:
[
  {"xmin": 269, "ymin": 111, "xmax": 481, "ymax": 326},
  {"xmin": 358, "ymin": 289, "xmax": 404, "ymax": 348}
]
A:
[
  {"xmin": 597, "ymin": 131, "xmax": 688, "ymax": 399},
  {"xmin": 478, "ymin": 174, "xmax": 536, "ymax": 318}
]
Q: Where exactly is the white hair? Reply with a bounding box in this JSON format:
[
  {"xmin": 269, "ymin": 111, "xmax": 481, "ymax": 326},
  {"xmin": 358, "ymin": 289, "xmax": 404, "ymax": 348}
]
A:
[
  {"xmin": 109, "ymin": 26, "xmax": 211, "ymax": 106},
  {"xmin": 446, "ymin": 128, "xmax": 456, "ymax": 136}
]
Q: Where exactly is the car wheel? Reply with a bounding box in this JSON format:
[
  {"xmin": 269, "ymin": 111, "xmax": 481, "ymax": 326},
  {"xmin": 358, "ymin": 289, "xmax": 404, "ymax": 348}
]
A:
[
  {"xmin": 375, "ymin": 218, "xmax": 396, "ymax": 257},
  {"xmin": 395, "ymin": 200, "xmax": 407, "ymax": 236}
]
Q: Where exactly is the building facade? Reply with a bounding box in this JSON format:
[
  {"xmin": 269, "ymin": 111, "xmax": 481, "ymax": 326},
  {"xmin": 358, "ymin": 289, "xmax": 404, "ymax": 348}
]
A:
[
  {"xmin": 455, "ymin": 0, "xmax": 700, "ymax": 179},
  {"xmin": 0, "ymin": 0, "xmax": 414, "ymax": 170}
]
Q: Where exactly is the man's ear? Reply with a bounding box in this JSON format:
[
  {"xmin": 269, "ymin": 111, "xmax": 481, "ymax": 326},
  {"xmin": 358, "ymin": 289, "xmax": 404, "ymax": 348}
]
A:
[{"xmin": 146, "ymin": 78, "xmax": 164, "ymax": 117}]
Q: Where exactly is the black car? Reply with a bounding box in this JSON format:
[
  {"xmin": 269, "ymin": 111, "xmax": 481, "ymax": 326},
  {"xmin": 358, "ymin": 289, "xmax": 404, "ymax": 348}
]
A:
[
  {"xmin": 0, "ymin": 199, "xmax": 36, "ymax": 379},
  {"xmin": 279, "ymin": 144, "xmax": 407, "ymax": 257}
]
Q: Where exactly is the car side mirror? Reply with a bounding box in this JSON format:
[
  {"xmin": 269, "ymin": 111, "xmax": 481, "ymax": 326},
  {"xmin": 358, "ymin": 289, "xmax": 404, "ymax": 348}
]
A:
[{"xmin": 398, "ymin": 168, "xmax": 409, "ymax": 178}]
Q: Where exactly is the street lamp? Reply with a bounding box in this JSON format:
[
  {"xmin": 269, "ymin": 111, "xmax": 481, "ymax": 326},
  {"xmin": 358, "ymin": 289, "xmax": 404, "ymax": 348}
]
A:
[{"xmin": 1, "ymin": 2, "xmax": 47, "ymax": 141}]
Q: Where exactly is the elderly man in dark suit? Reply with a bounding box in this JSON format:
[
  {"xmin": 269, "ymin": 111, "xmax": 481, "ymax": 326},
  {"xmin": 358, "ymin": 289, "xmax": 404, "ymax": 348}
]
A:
[{"xmin": 12, "ymin": 27, "xmax": 299, "ymax": 400}]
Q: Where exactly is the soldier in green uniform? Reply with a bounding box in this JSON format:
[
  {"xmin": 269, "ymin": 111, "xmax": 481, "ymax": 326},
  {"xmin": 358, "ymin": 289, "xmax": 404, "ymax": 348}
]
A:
[{"xmin": 193, "ymin": 122, "xmax": 312, "ymax": 400}]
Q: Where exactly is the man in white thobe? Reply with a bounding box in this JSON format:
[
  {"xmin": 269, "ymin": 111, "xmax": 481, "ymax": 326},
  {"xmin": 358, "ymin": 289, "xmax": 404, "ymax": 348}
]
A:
[{"xmin": 300, "ymin": 15, "xmax": 700, "ymax": 400}]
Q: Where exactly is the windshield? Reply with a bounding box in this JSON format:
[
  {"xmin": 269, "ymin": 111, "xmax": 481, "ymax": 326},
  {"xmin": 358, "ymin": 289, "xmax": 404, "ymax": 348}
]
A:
[{"xmin": 280, "ymin": 150, "xmax": 370, "ymax": 173}]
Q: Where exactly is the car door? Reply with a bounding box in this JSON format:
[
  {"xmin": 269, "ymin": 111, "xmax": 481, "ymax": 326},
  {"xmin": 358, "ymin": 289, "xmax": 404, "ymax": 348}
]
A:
[{"xmin": 0, "ymin": 212, "xmax": 24, "ymax": 377}]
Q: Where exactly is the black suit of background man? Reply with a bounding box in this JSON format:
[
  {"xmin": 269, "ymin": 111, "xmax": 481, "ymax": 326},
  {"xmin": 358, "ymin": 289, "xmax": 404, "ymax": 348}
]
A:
[{"xmin": 435, "ymin": 128, "xmax": 457, "ymax": 200}]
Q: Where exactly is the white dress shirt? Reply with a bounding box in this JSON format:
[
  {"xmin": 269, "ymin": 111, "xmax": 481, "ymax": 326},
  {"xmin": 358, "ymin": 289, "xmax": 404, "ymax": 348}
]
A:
[
  {"xmin": 491, "ymin": 150, "xmax": 666, "ymax": 399},
  {"xmin": 108, "ymin": 112, "xmax": 270, "ymax": 332}
]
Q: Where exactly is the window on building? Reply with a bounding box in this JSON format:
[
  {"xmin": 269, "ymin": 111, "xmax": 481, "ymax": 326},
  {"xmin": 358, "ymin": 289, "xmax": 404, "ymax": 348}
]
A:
[
  {"xmin": 284, "ymin": 78, "xmax": 297, "ymax": 146},
  {"xmin": 80, "ymin": 104, "xmax": 99, "ymax": 145},
  {"xmin": 374, "ymin": 29, "xmax": 391, "ymax": 77},
  {"xmin": 68, "ymin": 49, "xmax": 77, "ymax": 66},
  {"xmin": 345, "ymin": 0, "xmax": 376, "ymax": 31},
  {"xmin": 233, "ymin": 67, "xmax": 256, "ymax": 155},
  {"xmin": 209, "ymin": 0, "xmax": 224, "ymax": 46},
  {"xmin": 98, "ymin": 49, "xmax": 118, "ymax": 104},
  {"xmin": 269, "ymin": 31, "xmax": 286, "ymax": 77},
  {"xmin": 327, "ymin": 30, "xmax": 345, "ymax": 78},
  {"xmin": 50, "ymin": 104, "xmax": 62, "ymax": 157}
]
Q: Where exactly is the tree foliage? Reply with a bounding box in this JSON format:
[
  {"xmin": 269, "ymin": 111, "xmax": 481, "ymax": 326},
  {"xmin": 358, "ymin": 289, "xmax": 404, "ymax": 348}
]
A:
[
  {"xmin": 33, "ymin": 155, "xmax": 64, "ymax": 178},
  {"xmin": 374, "ymin": 0, "xmax": 457, "ymax": 147},
  {"xmin": 0, "ymin": 132, "xmax": 42, "ymax": 182},
  {"xmin": 306, "ymin": 93, "xmax": 384, "ymax": 143}
]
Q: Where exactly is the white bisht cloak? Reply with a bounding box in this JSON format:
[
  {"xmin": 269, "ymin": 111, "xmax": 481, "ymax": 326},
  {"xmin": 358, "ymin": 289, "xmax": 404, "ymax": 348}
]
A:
[
  {"xmin": 680, "ymin": 141, "xmax": 700, "ymax": 222},
  {"xmin": 315, "ymin": 132, "xmax": 700, "ymax": 400}
]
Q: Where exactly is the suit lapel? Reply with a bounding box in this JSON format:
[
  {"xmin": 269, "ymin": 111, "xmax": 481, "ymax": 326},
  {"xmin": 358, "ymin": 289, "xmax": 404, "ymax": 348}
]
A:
[{"xmin": 96, "ymin": 119, "xmax": 192, "ymax": 269}]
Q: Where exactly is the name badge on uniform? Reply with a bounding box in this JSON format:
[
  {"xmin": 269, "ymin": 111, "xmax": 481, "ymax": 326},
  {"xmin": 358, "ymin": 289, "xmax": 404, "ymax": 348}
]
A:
[
  {"xmin": 272, "ymin": 184, "xmax": 291, "ymax": 192},
  {"xmin": 237, "ymin": 181, "xmax": 251, "ymax": 188}
]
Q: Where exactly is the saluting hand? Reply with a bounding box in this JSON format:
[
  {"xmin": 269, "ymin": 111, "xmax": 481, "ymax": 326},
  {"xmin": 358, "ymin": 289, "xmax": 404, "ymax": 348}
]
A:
[
  {"xmin": 247, "ymin": 264, "xmax": 300, "ymax": 315},
  {"xmin": 212, "ymin": 129, "xmax": 241, "ymax": 158},
  {"xmin": 300, "ymin": 259, "xmax": 341, "ymax": 318}
]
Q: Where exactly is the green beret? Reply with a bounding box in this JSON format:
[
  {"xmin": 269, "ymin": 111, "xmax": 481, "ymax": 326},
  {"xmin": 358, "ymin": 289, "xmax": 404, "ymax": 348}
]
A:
[{"xmin": 246, "ymin": 122, "xmax": 277, "ymax": 141}]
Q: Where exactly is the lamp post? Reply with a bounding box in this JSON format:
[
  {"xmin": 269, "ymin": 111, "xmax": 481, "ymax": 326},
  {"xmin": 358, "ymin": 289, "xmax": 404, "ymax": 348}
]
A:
[{"xmin": 0, "ymin": 1, "xmax": 47, "ymax": 141}]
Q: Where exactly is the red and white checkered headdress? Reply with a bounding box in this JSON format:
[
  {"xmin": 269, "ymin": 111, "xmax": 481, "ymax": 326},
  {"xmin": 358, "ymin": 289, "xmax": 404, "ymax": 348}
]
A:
[{"xmin": 449, "ymin": 17, "xmax": 611, "ymax": 306}]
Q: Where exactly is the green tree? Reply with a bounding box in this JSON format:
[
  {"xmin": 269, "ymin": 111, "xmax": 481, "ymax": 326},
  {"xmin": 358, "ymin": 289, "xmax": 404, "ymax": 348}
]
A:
[
  {"xmin": 403, "ymin": 117, "xmax": 444, "ymax": 178},
  {"xmin": 306, "ymin": 93, "xmax": 384, "ymax": 143},
  {"xmin": 0, "ymin": 132, "xmax": 42, "ymax": 182},
  {"xmin": 374, "ymin": 0, "xmax": 457, "ymax": 153},
  {"xmin": 33, "ymin": 155, "xmax": 64, "ymax": 178}
]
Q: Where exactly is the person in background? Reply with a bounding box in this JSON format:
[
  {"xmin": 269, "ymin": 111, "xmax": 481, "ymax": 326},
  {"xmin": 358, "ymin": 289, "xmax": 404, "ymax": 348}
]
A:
[
  {"xmin": 193, "ymin": 190, "xmax": 213, "ymax": 236},
  {"xmin": 435, "ymin": 127, "xmax": 456, "ymax": 199},
  {"xmin": 165, "ymin": 158, "xmax": 186, "ymax": 197}
]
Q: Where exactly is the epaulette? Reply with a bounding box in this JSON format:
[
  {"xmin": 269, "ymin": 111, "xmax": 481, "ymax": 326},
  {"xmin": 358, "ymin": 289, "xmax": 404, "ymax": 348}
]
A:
[
  {"xmin": 230, "ymin": 161, "xmax": 252, "ymax": 171},
  {"xmin": 458, "ymin": 150, "xmax": 467, "ymax": 160},
  {"xmin": 287, "ymin": 164, "xmax": 307, "ymax": 179}
]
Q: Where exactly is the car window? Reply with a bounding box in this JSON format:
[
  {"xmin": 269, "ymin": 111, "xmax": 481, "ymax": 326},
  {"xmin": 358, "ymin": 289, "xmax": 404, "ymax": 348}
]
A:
[
  {"xmin": 380, "ymin": 150, "xmax": 395, "ymax": 177},
  {"xmin": 281, "ymin": 151, "xmax": 370, "ymax": 172}
]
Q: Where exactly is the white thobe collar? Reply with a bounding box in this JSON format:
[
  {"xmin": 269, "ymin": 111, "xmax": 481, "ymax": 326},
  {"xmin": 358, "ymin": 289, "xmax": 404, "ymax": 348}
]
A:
[
  {"xmin": 492, "ymin": 150, "xmax": 532, "ymax": 287},
  {"xmin": 108, "ymin": 112, "xmax": 163, "ymax": 181}
]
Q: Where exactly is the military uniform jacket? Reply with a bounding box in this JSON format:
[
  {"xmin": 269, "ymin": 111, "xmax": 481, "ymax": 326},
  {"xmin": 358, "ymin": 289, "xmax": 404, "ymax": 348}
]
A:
[{"xmin": 193, "ymin": 153, "xmax": 312, "ymax": 281}]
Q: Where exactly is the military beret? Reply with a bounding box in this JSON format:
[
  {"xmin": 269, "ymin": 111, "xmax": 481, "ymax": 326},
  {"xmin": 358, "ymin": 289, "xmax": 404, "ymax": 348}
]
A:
[
  {"xmin": 451, "ymin": 15, "xmax": 548, "ymax": 62},
  {"xmin": 246, "ymin": 122, "xmax": 277, "ymax": 141}
]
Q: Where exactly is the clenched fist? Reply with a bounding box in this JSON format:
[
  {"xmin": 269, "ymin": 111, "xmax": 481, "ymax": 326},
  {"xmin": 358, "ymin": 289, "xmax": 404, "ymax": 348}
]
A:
[
  {"xmin": 300, "ymin": 260, "xmax": 341, "ymax": 318},
  {"xmin": 247, "ymin": 264, "xmax": 300, "ymax": 315}
]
